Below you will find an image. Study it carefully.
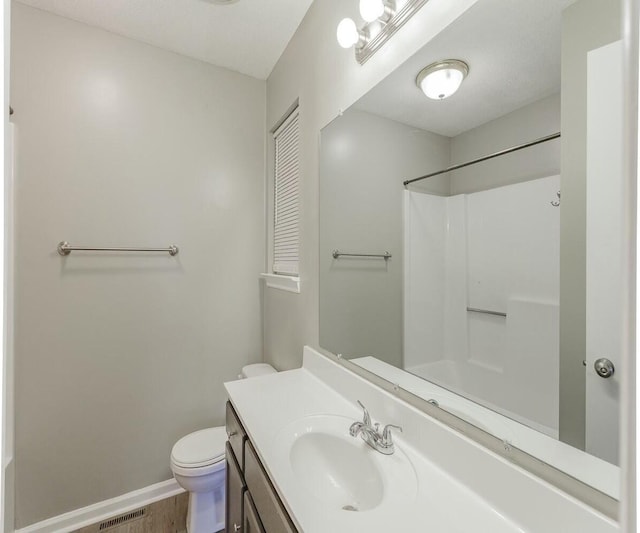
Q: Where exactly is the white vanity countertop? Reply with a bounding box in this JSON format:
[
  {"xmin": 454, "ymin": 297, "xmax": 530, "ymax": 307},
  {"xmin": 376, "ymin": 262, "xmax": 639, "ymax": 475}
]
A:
[
  {"xmin": 226, "ymin": 368, "xmax": 524, "ymax": 533},
  {"xmin": 225, "ymin": 347, "xmax": 619, "ymax": 533}
]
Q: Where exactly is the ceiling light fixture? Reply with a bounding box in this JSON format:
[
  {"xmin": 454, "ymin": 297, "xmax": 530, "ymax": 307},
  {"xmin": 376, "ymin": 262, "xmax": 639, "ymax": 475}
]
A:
[
  {"xmin": 336, "ymin": 0, "xmax": 428, "ymax": 64},
  {"xmin": 416, "ymin": 59, "xmax": 469, "ymax": 100}
]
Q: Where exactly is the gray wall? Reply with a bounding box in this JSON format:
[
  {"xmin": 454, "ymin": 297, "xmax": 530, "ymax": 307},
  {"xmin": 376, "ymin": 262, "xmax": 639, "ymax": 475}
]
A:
[
  {"xmin": 318, "ymin": 93, "xmax": 561, "ymax": 368},
  {"xmin": 319, "ymin": 109, "xmax": 449, "ymax": 366},
  {"xmin": 559, "ymin": 0, "xmax": 621, "ymax": 450},
  {"xmin": 450, "ymin": 93, "xmax": 561, "ymax": 194},
  {"xmin": 11, "ymin": 4, "xmax": 265, "ymax": 527},
  {"xmin": 264, "ymin": 0, "xmax": 479, "ymax": 371}
]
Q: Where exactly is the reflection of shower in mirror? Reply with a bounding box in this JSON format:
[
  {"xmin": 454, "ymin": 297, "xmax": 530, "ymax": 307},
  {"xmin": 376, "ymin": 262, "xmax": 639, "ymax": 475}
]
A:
[{"xmin": 404, "ymin": 176, "xmax": 561, "ymax": 437}]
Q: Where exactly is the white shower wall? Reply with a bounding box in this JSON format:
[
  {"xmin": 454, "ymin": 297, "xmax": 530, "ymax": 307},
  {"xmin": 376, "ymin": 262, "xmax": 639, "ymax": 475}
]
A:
[
  {"xmin": 403, "ymin": 192, "xmax": 466, "ymax": 369},
  {"xmin": 404, "ymin": 176, "xmax": 560, "ymax": 435}
]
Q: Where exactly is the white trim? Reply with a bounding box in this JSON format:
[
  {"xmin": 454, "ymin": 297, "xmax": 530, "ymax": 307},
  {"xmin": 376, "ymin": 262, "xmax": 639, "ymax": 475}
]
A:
[
  {"xmin": 260, "ymin": 273, "xmax": 300, "ymax": 294},
  {"xmin": 1, "ymin": 1, "xmax": 10, "ymax": 530},
  {"xmin": 273, "ymin": 106, "xmax": 299, "ymax": 138},
  {"xmin": 14, "ymin": 479, "xmax": 184, "ymax": 533},
  {"xmin": 621, "ymin": 0, "xmax": 638, "ymax": 529}
]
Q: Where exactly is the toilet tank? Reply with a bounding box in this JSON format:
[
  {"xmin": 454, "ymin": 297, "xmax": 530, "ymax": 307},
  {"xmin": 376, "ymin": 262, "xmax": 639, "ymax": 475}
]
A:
[{"xmin": 240, "ymin": 363, "xmax": 277, "ymax": 379}]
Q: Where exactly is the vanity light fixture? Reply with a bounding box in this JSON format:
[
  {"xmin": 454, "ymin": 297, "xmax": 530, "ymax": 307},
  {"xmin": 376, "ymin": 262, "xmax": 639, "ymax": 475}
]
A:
[
  {"xmin": 359, "ymin": 0, "xmax": 394, "ymax": 23},
  {"xmin": 337, "ymin": 18, "xmax": 368, "ymax": 49},
  {"xmin": 416, "ymin": 59, "xmax": 469, "ymax": 100},
  {"xmin": 337, "ymin": 0, "xmax": 428, "ymax": 64}
]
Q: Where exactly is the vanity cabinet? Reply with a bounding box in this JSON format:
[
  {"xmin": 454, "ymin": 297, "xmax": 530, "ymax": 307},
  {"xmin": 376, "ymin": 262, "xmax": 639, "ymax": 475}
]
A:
[
  {"xmin": 225, "ymin": 402, "xmax": 297, "ymax": 533},
  {"xmin": 225, "ymin": 442, "xmax": 245, "ymax": 533},
  {"xmin": 243, "ymin": 492, "xmax": 264, "ymax": 533}
]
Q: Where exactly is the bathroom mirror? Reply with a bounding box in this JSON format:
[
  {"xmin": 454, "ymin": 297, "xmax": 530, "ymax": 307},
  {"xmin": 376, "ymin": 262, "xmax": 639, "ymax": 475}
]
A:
[{"xmin": 319, "ymin": 0, "xmax": 625, "ymax": 500}]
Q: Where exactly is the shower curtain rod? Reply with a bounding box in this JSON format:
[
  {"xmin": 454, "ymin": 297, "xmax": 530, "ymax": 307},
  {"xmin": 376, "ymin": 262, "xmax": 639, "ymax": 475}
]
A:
[{"xmin": 403, "ymin": 132, "xmax": 561, "ymax": 187}]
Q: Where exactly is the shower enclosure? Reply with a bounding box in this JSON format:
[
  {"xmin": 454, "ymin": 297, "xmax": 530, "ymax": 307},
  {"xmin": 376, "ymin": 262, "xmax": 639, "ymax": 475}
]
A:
[{"xmin": 404, "ymin": 175, "xmax": 561, "ymax": 436}]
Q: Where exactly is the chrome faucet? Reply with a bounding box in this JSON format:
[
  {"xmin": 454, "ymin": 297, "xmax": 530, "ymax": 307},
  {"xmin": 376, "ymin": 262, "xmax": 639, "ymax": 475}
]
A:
[{"xmin": 349, "ymin": 400, "xmax": 403, "ymax": 455}]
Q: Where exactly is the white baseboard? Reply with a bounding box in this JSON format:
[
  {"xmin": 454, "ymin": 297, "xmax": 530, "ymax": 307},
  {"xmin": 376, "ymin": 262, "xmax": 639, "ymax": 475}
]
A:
[{"xmin": 15, "ymin": 479, "xmax": 185, "ymax": 533}]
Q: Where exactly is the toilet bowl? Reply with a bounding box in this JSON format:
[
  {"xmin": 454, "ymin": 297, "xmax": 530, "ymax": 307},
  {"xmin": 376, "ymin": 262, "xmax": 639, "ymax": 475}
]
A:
[
  {"xmin": 171, "ymin": 363, "xmax": 277, "ymax": 533},
  {"xmin": 171, "ymin": 427, "xmax": 227, "ymax": 533}
]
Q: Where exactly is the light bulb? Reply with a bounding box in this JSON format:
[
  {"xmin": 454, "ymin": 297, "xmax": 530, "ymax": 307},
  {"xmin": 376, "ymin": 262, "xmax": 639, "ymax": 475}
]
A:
[
  {"xmin": 416, "ymin": 60, "xmax": 469, "ymax": 100},
  {"xmin": 359, "ymin": 0, "xmax": 385, "ymax": 22},
  {"xmin": 336, "ymin": 18, "xmax": 359, "ymax": 48}
]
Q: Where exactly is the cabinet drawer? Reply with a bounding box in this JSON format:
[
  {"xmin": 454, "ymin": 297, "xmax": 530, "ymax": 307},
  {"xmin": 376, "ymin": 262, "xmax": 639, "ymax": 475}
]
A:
[
  {"xmin": 243, "ymin": 492, "xmax": 265, "ymax": 533},
  {"xmin": 244, "ymin": 441, "xmax": 297, "ymax": 533},
  {"xmin": 226, "ymin": 401, "xmax": 246, "ymax": 470},
  {"xmin": 225, "ymin": 442, "xmax": 245, "ymax": 533}
]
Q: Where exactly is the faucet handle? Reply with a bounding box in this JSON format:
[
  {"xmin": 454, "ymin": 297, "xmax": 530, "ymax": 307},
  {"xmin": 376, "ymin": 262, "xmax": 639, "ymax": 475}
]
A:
[
  {"xmin": 381, "ymin": 424, "xmax": 403, "ymax": 446},
  {"xmin": 357, "ymin": 400, "xmax": 371, "ymax": 426}
]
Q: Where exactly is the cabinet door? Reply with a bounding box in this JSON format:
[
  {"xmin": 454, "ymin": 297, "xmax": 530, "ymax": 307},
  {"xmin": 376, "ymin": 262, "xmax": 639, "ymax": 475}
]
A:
[
  {"xmin": 243, "ymin": 492, "xmax": 265, "ymax": 533},
  {"xmin": 244, "ymin": 441, "xmax": 297, "ymax": 533},
  {"xmin": 226, "ymin": 402, "xmax": 247, "ymax": 471},
  {"xmin": 226, "ymin": 442, "xmax": 245, "ymax": 533}
]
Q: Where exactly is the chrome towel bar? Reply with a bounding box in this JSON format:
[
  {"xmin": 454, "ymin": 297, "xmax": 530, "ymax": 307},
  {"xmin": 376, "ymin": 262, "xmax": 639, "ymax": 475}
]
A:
[
  {"xmin": 332, "ymin": 250, "xmax": 392, "ymax": 260},
  {"xmin": 57, "ymin": 241, "xmax": 179, "ymax": 256},
  {"xmin": 467, "ymin": 307, "xmax": 507, "ymax": 318}
]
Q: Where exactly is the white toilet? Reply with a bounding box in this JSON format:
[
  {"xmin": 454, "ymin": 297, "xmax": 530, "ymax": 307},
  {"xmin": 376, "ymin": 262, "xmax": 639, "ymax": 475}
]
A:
[{"xmin": 170, "ymin": 363, "xmax": 277, "ymax": 533}]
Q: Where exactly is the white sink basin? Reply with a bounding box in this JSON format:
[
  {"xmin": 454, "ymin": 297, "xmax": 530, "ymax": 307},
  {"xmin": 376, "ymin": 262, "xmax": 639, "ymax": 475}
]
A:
[
  {"xmin": 273, "ymin": 414, "xmax": 417, "ymax": 513},
  {"xmin": 290, "ymin": 430, "xmax": 384, "ymax": 510}
]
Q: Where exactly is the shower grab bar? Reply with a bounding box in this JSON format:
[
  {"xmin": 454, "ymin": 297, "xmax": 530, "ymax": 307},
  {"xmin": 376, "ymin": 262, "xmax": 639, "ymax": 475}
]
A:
[
  {"xmin": 467, "ymin": 307, "xmax": 507, "ymax": 318},
  {"xmin": 332, "ymin": 250, "xmax": 392, "ymax": 260},
  {"xmin": 57, "ymin": 241, "xmax": 179, "ymax": 256}
]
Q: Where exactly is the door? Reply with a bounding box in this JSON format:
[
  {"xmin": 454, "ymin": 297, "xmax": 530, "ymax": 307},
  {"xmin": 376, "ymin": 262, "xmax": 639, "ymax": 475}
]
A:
[{"xmin": 585, "ymin": 39, "xmax": 624, "ymax": 464}]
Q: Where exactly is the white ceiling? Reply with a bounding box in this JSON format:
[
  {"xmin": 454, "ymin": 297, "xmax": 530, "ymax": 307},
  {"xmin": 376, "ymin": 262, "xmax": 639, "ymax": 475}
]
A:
[
  {"xmin": 355, "ymin": 0, "xmax": 576, "ymax": 137},
  {"xmin": 15, "ymin": 0, "xmax": 314, "ymax": 79}
]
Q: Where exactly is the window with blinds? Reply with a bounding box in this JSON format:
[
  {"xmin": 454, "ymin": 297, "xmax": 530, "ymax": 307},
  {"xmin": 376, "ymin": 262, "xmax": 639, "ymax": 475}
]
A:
[{"xmin": 273, "ymin": 108, "xmax": 300, "ymax": 276}]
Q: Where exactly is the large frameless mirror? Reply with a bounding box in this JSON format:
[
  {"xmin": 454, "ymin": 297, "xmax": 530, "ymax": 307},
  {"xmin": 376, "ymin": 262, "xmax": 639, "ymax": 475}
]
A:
[{"xmin": 319, "ymin": 0, "xmax": 625, "ymax": 502}]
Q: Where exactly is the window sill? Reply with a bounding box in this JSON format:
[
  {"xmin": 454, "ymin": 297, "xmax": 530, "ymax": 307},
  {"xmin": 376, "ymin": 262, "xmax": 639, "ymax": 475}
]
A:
[{"xmin": 260, "ymin": 273, "xmax": 300, "ymax": 294}]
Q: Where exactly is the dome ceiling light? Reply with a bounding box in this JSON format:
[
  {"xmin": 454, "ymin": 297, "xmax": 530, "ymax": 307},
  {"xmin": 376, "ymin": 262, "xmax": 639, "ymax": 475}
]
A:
[{"xmin": 416, "ymin": 59, "xmax": 469, "ymax": 100}]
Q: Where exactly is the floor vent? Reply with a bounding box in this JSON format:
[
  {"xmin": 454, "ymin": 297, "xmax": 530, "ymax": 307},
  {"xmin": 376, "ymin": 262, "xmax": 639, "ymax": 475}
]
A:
[{"xmin": 98, "ymin": 508, "xmax": 147, "ymax": 530}]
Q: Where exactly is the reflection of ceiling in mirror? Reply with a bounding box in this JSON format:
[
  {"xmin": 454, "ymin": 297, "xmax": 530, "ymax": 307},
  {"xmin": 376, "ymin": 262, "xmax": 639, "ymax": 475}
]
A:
[{"xmin": 354, "ymin": 0, "xmax": 578, "ymax": 137}]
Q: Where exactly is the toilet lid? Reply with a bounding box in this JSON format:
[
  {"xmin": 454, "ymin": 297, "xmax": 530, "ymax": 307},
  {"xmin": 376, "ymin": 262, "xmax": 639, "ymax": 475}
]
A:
[{"xmin": 171, "ymin": 427, "xmax": 227, "ymax": 468}]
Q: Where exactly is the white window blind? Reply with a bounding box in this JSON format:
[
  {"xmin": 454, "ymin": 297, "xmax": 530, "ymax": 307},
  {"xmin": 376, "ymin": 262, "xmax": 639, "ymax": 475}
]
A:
[{"xmin": 273, "ymin": 108, "xmax": 300, "ymax": 276}]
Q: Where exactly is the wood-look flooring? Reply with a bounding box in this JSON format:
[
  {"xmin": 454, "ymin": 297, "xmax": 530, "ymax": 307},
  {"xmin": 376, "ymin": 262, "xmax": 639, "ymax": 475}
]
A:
[{"xmin": 73, "ymin": 492, "xmax": 189, "ymax": 533}]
